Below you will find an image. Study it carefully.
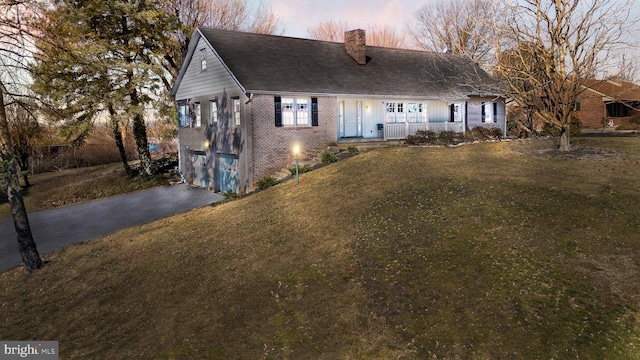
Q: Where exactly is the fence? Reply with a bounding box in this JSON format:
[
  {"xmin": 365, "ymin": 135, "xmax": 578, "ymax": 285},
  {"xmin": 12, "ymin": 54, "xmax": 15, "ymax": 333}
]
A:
[{"xmin": 384, "ymin": 122, "xmax": 465, "ymax": 140}]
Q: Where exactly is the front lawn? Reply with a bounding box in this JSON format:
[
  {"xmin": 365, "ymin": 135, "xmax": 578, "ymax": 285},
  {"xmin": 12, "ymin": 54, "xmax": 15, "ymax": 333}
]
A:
[{"xmin": 1, "ymin": 138, "xmax": 639, "ymax": 359}]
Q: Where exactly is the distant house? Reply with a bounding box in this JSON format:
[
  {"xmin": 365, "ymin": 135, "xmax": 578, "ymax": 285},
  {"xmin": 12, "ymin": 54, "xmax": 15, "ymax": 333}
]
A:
[
  {"xmin": 577, "ymin": 79, "xmax": 640, "ymax": 129},
  {"xmin": 170, "ymin": 27, "xmax": 506, "ymax": 194}
]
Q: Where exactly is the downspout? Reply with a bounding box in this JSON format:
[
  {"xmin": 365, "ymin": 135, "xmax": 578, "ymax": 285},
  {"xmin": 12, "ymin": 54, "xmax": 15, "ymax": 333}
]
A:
[{"xmin": 243, "ymin": 93, "xmax": 253, "ymax": 194}]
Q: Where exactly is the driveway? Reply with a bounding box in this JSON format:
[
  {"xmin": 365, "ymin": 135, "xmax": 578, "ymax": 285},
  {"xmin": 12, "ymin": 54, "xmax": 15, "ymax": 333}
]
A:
[{"xmin": 0, "ymin": 184, "xmax": 224, "ymax": 273}]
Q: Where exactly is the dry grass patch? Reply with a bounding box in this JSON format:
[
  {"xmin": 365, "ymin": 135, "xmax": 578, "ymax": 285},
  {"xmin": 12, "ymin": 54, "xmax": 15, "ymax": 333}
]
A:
[{"xmin": 2, "ymin": 138, "xmax": 640, "ymax": 359}]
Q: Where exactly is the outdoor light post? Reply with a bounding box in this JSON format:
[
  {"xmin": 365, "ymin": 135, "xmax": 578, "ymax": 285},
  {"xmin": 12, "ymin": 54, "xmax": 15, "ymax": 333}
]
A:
[{"xmin": 293, "ymin": 145, "xmax": 300, "ymax": 185}]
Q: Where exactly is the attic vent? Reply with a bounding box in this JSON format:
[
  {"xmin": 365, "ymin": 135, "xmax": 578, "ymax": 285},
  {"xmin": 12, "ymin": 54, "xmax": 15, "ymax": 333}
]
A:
[{"xmin": 344, "ymin": 29, "xmax": 366, "ymax": 65}]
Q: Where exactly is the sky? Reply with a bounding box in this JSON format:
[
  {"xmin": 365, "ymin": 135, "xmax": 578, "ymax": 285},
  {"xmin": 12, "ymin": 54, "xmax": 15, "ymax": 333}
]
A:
[{"xmin": 266, "ymin": 0, "xmax": 433, "ymax": 39}]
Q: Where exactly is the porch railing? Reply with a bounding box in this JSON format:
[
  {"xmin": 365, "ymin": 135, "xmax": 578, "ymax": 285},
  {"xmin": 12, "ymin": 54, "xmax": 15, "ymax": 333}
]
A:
[{"xmin": 383, "ymin": 122, "xmax": 464, "ymax": 141}]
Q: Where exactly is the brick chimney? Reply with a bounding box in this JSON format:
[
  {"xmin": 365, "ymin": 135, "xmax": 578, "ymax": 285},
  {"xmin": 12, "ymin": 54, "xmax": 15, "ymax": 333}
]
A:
[{"xmin": 344, "ymin": 29, "xmax": 366, "ymax": 65}]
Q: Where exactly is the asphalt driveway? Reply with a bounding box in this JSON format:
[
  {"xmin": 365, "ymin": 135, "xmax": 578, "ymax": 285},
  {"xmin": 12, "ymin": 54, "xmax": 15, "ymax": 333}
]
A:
[{"xmin": 0, "ymin": 184, "xmax": 224, "ymax": 273}]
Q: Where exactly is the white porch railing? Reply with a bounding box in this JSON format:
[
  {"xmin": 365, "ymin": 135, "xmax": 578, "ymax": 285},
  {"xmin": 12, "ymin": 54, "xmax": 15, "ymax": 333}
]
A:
[{"xmin": 384, "ymin": 122, "xmax": 464, "ymax": 140}]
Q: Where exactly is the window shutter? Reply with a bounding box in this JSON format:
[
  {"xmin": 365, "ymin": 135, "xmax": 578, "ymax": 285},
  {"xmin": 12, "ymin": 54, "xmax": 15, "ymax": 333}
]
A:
[
  {"xmin": 493, "ymin": 102, "xmax": 498, "ymax": 119},
  {"xmin": 481, "ymin": 103, "xmax": 486, "ymax": 123},
  {"xmin": 311, "ymin": 98, "xmax": 319, "ymax": 126},
  {"xmin": 450, "ymin": 104, "xmax": 455, "ymax": 123},
  {"xmin": 274, "ymin": 96, "xmax": 282, "ymax": 127}
]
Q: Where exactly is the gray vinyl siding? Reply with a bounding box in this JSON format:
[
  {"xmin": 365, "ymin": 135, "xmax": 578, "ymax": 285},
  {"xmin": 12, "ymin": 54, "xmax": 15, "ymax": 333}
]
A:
[
  {"xmin": 174, "ymin": 38, "xmax": 243, "ymax": 101},
  {"xmin": 466, "ymin": 96, "xmax": 506, "ymax": 133}
]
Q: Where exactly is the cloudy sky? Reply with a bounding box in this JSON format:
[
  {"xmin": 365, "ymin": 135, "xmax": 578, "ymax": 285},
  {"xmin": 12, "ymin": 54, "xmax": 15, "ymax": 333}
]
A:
[{"xmin": 268, "ymin": 0, "xmax": 433, "ymax": 38}]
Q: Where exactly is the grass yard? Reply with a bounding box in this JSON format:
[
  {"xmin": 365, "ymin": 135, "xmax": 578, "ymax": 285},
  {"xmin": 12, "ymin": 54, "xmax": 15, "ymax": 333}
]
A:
[
  {"xmin": 0, "ymin": 163, "xmax": 171, "ymax": 219},
  {"xmin": 1, "ymin": 137, "xmax": 640, "ymax": 359}
]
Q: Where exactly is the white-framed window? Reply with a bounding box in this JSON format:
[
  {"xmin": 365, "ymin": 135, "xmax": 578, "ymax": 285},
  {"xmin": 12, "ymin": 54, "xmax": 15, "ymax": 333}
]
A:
[
  {"xmin": 452, "ymin": 103, "xmax": 463, "ymax": 122},
  {"xmin": 233, "ymin": 97, "xmax": 240, "ymax": 126},
  {"xmin": 482, "ymin": 102, "xmax": 494, "ymax": 123},
  {"xmin": 210, "ymin": 100, "xmax": 218, "ymax": 126},
  {"xmin": 419, "ymin": 103, "xmax": 428, "ymax": 122},
  {"xmin": 194, "ymin": 102, "xmax": 201, "ymax": 127},
  {"xmin": 385, "ymin": 102, "xmax": 396, "ymax": 123},
  {"xmin": 407, "ymin": 103, "xmax": 419, "ymax": 123},
  {"xmin": 386, "ymin": 102, "xmax": 408, "ymax": 123},
  {"xmin": 200, "ymin": 49, "xmax": 207, "ymax": 71},
  {"xmin": 281, "ymin": 97, "xmax": 310, "ymax": 126},
  {"xmin": 178, "ymin": 103, "xmax": 189, "ymax": 127}
]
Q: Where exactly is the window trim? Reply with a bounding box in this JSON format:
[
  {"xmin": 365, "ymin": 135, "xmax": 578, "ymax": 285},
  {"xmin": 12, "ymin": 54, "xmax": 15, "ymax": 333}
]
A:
[
  {"xmin": 200, "ymin": 48, "xmax": 207, "ymax": 71},
  {"xmin": 194, "ymin": 102, "xmax": 201, "ymax": 127},
  {"xmin": 482, "ymin": 102, "xmax": 495, "ymax": 123},
  {"xmin": 210, "ymin": 99, "xmax": 218, "ymax": 126},
  {"xmin": 178, "ymin": 102, "xmax": 189, "ymax": 127},
  {"xmin": 232, "ymin": 97, "xmax": 241, "ymax": 126},
  {"xmin": 279, "ymin": 97, "xmax": 312, "ymax": 127}
]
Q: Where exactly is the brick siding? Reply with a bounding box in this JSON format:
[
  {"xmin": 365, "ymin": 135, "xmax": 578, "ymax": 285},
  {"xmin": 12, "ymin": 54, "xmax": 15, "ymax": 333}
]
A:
[
  {"xmin": 576, "ymin": 92, "xmax": 606, "ymax": 129},
  {"xmin": 250, "ymin": 94, "xmax": 338, "ymax": 184}
]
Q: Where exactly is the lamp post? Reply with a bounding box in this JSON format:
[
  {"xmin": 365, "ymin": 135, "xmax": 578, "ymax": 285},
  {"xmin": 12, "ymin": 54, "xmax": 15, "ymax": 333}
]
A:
[{"xmin": 293, "ymin": 145, "xmax": 300, "ymax": 184}]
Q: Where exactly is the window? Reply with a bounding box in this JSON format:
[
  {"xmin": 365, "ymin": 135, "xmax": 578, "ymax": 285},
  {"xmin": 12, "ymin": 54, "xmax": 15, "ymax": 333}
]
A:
[
  {"xmin": 574, "ymin": 102, "xmax": 581, "ymax": 111},
  {"xmin": 281, "ymin": 97, "xmax": 310, "ymax": 126},
  {"xmin": 194, "ymin": 102, "xmax": 201, "ymax": 127},
  {"xmin": 385, "ymin": 102, "xmax": 396, "ymax": 123},
  {"xmin": 200, "ymin": 49, "xmax": 207, "ymax": 71},
  {"xmin": 407, "ymin": 103, "xmax": 419, "ymax": 123},
  {"xmin": 450, "ymin": 103, "xmax": 464, "ymax": 122},
  {"xmin": 419, "ymin": 103, "xmax": 428, "ymax": 122},
  {"xmin": 275, "ymin": 97, "xmax": 318, "ymax": 127},
  {"xmin": 606, "ymin": 101, "xmax": 638, "ymax": 117},
  {"xmin": 233, "ymin": 97, "xmax": 240, "ymax": 126},
  {"xmin": 386, "ymin": 102, "xmax": 412, "ymax": 123},
  {"xmin": 482, "ymin": 102, "xmax": 494, "ymax": 123},
  {"xmin": 178, "ymin": 103, "xmax": 189, "ymax": 127},
  {"xmin": 210, "ymin": 100, "xmax": 218, "ymax": 125}
]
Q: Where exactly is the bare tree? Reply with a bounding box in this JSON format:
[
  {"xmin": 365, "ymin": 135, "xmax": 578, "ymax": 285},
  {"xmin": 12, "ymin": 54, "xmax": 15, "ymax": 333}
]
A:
[
  {"xmin": 494, "ymin": 0, "xmax": 634, "ymax": 151},
  {"xmin": 307, "ymin": 20, "xmax": 407, "ymax": 48},
  {"xmin": 162, "ymin": 0, "xmax": 284, "ymax": 70},
  {"xmin": 0, "ymin": 0, "xmax": 43, "ymax": 272},
  {"xmin": 408, "ymin": 0, "xmax": 500, "ymax": 66}
]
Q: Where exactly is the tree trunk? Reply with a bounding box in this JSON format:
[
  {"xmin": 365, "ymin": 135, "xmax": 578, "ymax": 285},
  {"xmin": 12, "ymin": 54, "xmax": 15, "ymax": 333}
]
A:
[
  {"xmin": 0, "ymin": 85, "xmax": 42, "ymax": 272},
  {"xmin": 559, "ymin": 127, "xmax": 571, "ymax": 152},
  {"xmin": 21, "ymin": 172, "xmax": 30, "ymax": 188},
  {"xmin": 108, "ymin": 106, "xmax": 132, "ymax": 176},
  {"xmin": 2, "ymin": 155, "xmax": 42, "ymax": 272},
  {"xmin": 133, "ymin": 112, "xmax": 152, "ymax": 176},
  {"xmin": 16, "ymin": 154, "xmax": 30, "ymax": 187},
  {"xmin": 130, "ymin": 90, "xmax": 152, "ymax": 177}
]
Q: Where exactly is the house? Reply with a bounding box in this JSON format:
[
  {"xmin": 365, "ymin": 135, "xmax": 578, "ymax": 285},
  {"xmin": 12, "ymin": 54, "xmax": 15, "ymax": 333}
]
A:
[
  {"xmin": 170, "ymin": 27, "xmax": 506, "ymax": 194},
  {"xmin": 577, "ymin": 79, "xmax": 640, "ymax": 129}
]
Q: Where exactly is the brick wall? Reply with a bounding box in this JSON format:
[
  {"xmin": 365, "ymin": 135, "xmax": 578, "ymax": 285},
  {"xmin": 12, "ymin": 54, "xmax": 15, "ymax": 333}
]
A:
[
  {"xmin": 344, "ymin": 29, "xmax": 366, "ymax": 65},
  {"xmin": 576, "ymin": 92, "xmax": 606, "ymax": 129},
  {"xmin": 250, "ymin": 94, "xmax": 338, "ymax": 184}
]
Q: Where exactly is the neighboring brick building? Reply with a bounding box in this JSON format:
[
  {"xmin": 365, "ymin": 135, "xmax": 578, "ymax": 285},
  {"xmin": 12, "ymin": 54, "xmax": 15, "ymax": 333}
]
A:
[
  {"xmin": 576, "ymin": 79, "xmax": 640, "ymax": 129},
  {"xmin": 170, "ymin": 28, "xmax": 505, "ymax": 194}
]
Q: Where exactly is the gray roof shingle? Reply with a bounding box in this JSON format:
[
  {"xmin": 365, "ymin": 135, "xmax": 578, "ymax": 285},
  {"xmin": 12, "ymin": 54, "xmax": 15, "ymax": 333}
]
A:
[{"xmin": 186, "ymin": 27, "xmax": 501, "ymax": 99}]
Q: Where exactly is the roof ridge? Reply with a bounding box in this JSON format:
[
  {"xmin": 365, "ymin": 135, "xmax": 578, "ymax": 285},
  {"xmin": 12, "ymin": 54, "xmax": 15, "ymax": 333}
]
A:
[{"xmin": 197, "ymin": 26, "xmax": 470, "ymax": 58}]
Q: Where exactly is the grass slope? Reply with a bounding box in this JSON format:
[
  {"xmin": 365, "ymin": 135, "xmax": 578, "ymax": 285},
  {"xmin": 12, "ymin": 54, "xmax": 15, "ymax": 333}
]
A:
[{"xmin": 1, "ymin": 138, "xmax": 640, "ymax": 359}]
